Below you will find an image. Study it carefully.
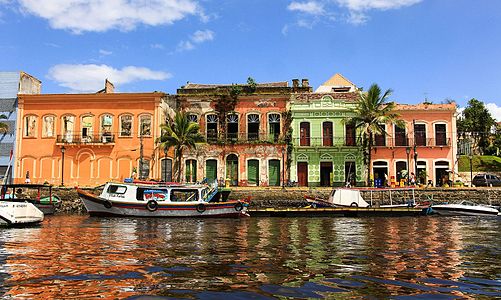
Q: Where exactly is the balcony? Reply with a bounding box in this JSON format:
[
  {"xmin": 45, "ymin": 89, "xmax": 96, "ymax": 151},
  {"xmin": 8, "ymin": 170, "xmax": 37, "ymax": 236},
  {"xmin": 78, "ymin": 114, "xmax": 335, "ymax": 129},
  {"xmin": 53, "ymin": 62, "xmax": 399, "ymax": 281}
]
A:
[
  {"xmin": 293, "ymin": 137, "xmax": 362, "ymax": 148},
  {"xmin": 373, "ymin": 136, "xmax": 452, "ymax": 148},
  {"xmin": 206, "ymin": 131, "xmax": 284, "ymax": 144},
  {"xmin": 56, "ymin": 134, "xmax": 115, "ymax": 145}
]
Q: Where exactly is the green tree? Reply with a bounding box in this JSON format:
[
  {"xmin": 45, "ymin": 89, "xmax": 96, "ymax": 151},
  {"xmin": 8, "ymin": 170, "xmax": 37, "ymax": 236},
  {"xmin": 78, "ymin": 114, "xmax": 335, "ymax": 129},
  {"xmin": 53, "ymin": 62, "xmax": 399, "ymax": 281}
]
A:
[
  {"xmin": 0, "ymin": 114, "xmax": 8, "ymax": 133},
  {"xmin": 347, "ymin": 84, "xmax": 403, "ymax": 186},
  {"xmin": 158, "ymin": 111, "xmax": 205, "ymax": 182},
  {"xmin": 457, "ymin": 98, "xmax": 495, "ymax": 154}
]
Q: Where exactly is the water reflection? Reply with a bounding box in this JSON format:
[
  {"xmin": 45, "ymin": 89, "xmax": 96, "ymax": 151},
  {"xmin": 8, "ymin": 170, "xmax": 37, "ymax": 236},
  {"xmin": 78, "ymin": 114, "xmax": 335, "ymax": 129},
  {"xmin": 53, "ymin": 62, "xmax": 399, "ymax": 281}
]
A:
[{"xmin": 0, "ymin": 216, "xmax": 499, "ymax": 299}]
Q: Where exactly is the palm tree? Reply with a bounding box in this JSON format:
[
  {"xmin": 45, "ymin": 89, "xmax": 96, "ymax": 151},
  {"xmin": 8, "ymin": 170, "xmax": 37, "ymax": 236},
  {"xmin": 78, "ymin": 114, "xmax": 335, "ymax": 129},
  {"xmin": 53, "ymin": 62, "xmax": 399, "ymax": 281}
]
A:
[
  {"xmin": 347, "ymin": 84, "xmax": 403, "ymax": 186},
  {"xmin": 157, "ymin": 111, "xmax": 205, "ymax": 182},
  {"xmin": 0, "ymin": 114, "xmax": 8, "ymax": 133}
]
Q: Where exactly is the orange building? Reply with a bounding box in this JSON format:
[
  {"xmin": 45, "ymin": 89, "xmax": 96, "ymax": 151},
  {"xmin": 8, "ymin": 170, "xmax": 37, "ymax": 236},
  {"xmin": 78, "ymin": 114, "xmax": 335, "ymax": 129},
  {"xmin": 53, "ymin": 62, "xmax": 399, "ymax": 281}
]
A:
[{"xmin": 15, "ymin": 83, "xmax": 171, "ymax": 186}]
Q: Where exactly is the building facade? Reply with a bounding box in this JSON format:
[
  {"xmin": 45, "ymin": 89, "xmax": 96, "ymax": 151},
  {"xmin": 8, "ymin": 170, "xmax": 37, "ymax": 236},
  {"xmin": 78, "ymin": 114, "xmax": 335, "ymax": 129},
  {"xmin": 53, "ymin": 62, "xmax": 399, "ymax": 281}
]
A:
[
  {"xmin": 371, "ymin": 103, "xmax": 458, "ymax": 186},
  {"xmin": 174, "ymin": 80, "xmax": 310, "ymax": 186},
  {"xmin": 15, "ymin": 83, "xmax": 170, "ymax": 186},
  {"xmin": 290, "ymin": 74, "xmax": 364, "ymax": 187},
  {"xmin": 0, "ymin": 71, "xmax": 40, "ymax": 182}
]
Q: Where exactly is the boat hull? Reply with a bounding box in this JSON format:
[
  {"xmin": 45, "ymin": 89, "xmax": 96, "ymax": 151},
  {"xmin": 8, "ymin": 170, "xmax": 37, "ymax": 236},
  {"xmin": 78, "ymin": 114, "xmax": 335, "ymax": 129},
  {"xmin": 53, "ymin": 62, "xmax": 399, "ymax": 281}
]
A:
[
  {"xmin": 0, "ymin": 201, "xmax": 44, "ymax": 226},
  {"xmin": 432, "ymin": 205, "xmax": 499, "ymax": 216},
  {"xmin": 78, "ymin": 189, "xmax": 248, "ymax": 218}
]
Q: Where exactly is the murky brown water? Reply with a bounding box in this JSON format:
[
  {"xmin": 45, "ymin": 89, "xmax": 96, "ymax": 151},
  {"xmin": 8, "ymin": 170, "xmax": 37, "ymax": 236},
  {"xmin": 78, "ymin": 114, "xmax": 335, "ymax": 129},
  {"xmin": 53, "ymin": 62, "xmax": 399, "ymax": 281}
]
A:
[{"xmin": 0, "ymin": 216, "xmax": 500, "ymax": 299}]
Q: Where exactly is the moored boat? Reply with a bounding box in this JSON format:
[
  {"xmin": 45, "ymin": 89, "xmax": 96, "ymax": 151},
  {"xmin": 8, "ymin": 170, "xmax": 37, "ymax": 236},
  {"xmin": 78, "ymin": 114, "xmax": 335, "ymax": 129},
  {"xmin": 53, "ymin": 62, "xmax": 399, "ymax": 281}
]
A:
[
  {"xmin": 1, "ymin": 184, "xmax": 61, "ymax": 215},
  {"xmin": 431, "ymin": 201, "xmax": 500, "ymax": 216},
  {"xmin": 0, "ymin": 200, "xmax": 44, "ymax": 227},
  {"xmin": 77, "ymin": 181, "xmax": 250, "ymax": 218}
]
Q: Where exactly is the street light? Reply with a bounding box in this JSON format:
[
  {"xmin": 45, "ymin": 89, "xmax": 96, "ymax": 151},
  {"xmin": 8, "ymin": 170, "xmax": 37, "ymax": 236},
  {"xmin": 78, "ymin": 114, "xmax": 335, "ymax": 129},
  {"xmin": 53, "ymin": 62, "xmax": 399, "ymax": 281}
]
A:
[
  {"xmin": 414, "ymin": 145, "xmax": 418, "ymax": 184},
  {"xmin": 469, "ymin": 153, "xmax": 473, "ymax": 186},
  {"xmin": 61, "ymin": 146, "xmax": 66, "ymax": 186},
  {"xmin": 406, "ymin": 146, "xmax": 411, "ymax": 185}
]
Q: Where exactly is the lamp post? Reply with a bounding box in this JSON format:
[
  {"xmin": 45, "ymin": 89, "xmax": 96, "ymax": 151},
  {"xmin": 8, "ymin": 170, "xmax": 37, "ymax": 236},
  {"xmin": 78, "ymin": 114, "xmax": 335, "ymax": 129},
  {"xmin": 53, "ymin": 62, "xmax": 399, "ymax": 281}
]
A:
[
  {"xmin": 163, "ymin": 147, "xmax": 168, "ymax": 182},
  {"xmin": 61, "ymin": 146, "xmax": 66, "ymax": 186},
  {"xmin": 406, "ymin": 146, "xmax": 411, "ymax": 185},
  {"xmin": 414, "ymin": 145, "xmax": 418, "ymax": 184},
  {"xmin": 469, "ymin": 153, "xmax": 473, "ymax": 186}
]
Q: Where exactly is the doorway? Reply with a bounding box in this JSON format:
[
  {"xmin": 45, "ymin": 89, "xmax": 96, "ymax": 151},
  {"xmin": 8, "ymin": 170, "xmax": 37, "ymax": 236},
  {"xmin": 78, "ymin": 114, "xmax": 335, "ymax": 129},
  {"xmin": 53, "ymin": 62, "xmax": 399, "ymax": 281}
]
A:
[
  {"xmin": 320, "ymin": 162, "xmax": 333, "ymax": 187},
  {"xmin": 297, "ymin": 162, "xmax": 308, "ymax": 187}
]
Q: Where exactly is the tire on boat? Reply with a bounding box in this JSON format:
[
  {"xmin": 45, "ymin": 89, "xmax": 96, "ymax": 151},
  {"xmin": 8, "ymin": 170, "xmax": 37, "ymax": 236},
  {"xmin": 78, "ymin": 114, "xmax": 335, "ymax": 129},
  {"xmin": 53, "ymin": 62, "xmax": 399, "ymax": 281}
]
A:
[
  {"xmin": 350, "ymin": 202, "xmax": 358, "ymax": 207},
  {"xmin": 103, "ymin": 200, "xmax": 113, "ymax": 209},
  {"xmin": 234, "ymin": 202, "xmax": 243, "ymax": 211},
  {"xmin": 196, "ymin": 203, "xmax": 206, "ymax": 213},
  {"xmin": 146, "ymin": 200, "xmax": 158, "ymax": 212}
]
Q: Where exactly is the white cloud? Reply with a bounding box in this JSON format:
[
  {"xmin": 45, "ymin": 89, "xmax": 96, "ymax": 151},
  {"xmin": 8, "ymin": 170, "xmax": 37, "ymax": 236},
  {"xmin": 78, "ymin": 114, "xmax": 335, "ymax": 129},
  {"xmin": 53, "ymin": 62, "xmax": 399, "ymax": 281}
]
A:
[
  {"xmin": 176, "ymin": 29, "xmax": 214, "ymax": 52},
  {"xmin": 99, "ymin": 49, "xmax": 112, "ymax": 56},
  {"xmin": 150, "ymin": 43, "xmax": 165, "ymax": 49},
  {"xmin": 486, "ymin": 103, "xmax": 501, "ymax": 122},
  {"xmin": 17, "ymin": 0, "xmax": 204, "ymax": 33},
  {"xmin": 287, "ymin": 1, "xmax": 325, "ymax": 15},
  {"xmin": 48, "ymin": 64, "xmax": 171, "ymax": 92},
  {"xmin": 335, "ymin": 0, "xmax": 422, "ymax": 11}
]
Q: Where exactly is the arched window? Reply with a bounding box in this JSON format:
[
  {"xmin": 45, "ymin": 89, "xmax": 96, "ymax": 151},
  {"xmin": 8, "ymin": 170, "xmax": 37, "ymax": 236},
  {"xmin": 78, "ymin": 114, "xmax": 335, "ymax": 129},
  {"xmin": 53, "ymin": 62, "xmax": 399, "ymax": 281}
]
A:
[
  {"xmin": 206, "ymin": 114, "xmax": 218, "ymax": 142},
  {"xmin": 268, "ymin": 113, "xmax": 280, "ymax": 142},
  {"xmin": 185, "ymin": 159, "xmax": 197, "ymax": 183},
  {"xmin": 226, "ymin": 113, "xmax": 238, "ymax": 140},
  {"xmin": 100, "ymin": 114, "xmax": 113, "ymax": 143},
  {"xmin": 188, "ymin": 114, "xmax": 198, "ymax": 123},
  {"xmin": 414, "ymin": 123, "xmax": 427, "ymax": 146},
  {"xmin": 42, "ymin": 115, "xmax": 55, "ymax": 138},
  {"xmin": 435, "ymin": 123, "xmax": 448, "ymax": 146},
  {"xmin": 247, "ymin": 113, "xmax": 260, "ymax": 141},
  {"xmin": 120, "ymin": 114, "xmax": 133, "ymax": 137},
  {"xmin": 226, "ymin": 154, "xmax": 239, "ymax": 186},
  {"xmin": 61, "ymin": 115, "xmax": 75, "ymax": 143},
  {"xmin": 24, "ymin": 115, "xmax": 37, "ymax": 137},
  {"xmin": 139, "ymin": 114, "xmax": 152, "ymax": 136},
  {"xmin": 81, "ymin": 115, "xmax": 94, "ymax": 142}
]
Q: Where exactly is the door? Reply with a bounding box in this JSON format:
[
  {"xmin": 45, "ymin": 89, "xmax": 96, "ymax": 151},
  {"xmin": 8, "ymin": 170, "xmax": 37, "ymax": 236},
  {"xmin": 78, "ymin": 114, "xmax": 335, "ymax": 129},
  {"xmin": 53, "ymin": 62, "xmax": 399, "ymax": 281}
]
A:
[
  {"xmin": 300, "ymin": 122, "xmax": 310, "ymax": 146},
  {"xmin": 345, "ymin": 124, "xmax": 356, "ymax": 146},
  {"xmin": 226, "ymin": 154, "xmax": 239, "ymax": 186},
  {"xmin": 320, "ymin": 162, "xmax": 333, "ymax": 187},
  {"xmin": 205, "ymin": 159, "xmax": 217, "ymax": 184},
  {"xmin": 297, "ymin": 162, "xmax": 308, "ymax": 187},
  {"xmin": 247, "ymin": 159, "xmax": 259, "ymax": 186},
  {"xmin": 161, "ymin": 159, "xmax": 172, "ymax": 182},
  {"xmin": 345, "ymin": 162, "xmax": 356, "ymax": 187},
  {"xmin": 323, "ymin": 122, "xmax": 333, "ymax": 146},
  {"xmin": 268, "ymin": 159, "xmax": 280, "ymax": 186}
]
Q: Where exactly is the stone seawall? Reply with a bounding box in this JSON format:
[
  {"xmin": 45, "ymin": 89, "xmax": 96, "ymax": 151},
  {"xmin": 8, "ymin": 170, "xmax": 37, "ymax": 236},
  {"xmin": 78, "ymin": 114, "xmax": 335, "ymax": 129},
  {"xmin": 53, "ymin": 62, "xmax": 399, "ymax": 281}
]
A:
[{"xmin": 50, "ymin": 186, "xmax": 501, "ymax": 214}]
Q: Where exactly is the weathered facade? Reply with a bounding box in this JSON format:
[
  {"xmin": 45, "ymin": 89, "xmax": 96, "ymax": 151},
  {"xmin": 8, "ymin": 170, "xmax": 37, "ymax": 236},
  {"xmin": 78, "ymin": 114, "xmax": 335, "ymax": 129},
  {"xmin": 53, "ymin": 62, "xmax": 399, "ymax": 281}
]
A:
[
  {"xmin": 174, "ymin": 80, "xmax": 310, "ymax": 186},
  {"xmin": 290, "ymin": 74, "xmax": 364, "ymax": 187},
  {"xmin": 15, "ymin": 82, "xmax": 171, "ymax": 187},
  {"xmin": 0, "ymin": 71, "xmax": 41, "ymax": 182}
]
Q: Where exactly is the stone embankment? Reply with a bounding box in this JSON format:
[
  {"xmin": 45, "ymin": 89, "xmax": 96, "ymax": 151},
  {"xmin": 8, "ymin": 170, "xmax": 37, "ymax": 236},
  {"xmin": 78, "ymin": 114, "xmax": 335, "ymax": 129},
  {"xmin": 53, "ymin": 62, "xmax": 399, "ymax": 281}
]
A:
[{"xmin": 51, "ymin": 186, "xmax": 501, "ymax": 214}]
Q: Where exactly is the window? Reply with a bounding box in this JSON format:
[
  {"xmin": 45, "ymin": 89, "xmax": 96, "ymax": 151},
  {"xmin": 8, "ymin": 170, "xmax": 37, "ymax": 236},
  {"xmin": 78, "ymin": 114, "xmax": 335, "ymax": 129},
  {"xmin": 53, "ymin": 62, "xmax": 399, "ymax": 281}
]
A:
[
  {"xmin": 120, "ymin": 114, "xmax": 133, "ymax": 137},
  {"xmin": 345, "ymin": 124, "xmax": 356, "ymax": 146},
  {"xmin": 100, "ymin": 114, "xmax": 113, "ymax": 142},
  {"xmin": 247, "ymin": 114, "xmax": 260, "ymax": 141},
  {"xmin": 323, "ymin": 122, "xmax": 333, "ymax": 146},
  {"xmin": 414, "ymin": 124, "xmax": 426, "ymax": 146},
  {"xmin": 268, "ymin": 113, "xmax": 280, "ymax": 142},
  {"xmin": 226, "ymin": 113, "xmax": 238, "ymax": 140},
  {"xmin": 374, "ymin": 124, "xmax": 386, "ymax": 146},
  {"xmin": 185, "ymin": 159, "xmax": 197, "ymax": 183},
  {"xmin": 435, "ymin": 124, "xmax": 447, "ymax": 146},
  {"xmin": 107, "ymin": 185, "xmax": 127, "ymax": 194},
  {"xmin": 206, "ymin": 114, "xmax": 218, "ymax": 142},
  {"xmin": 61, "ymin": 115, "xmax": 75, "ymax": 142},
  {"xmin": 139, "ymin": 115, "xmax": 152, "ymax": 136},
  {"xmin": 81, "ymin": 115, "xmax": 94, "ymax": 141},
  {"xmin": 138, "ymin": 159, "xmax": 150, "ymax": 179},
  {"xmin": 299, "ymin": 122, "xmax": 310, "ymax": 146},
  {"xmin": 42, "ymin": 115, "xmax": 55, "ymax": 138},
  {"xmin": 188, "ymin": 114, "xmax": 198, "ymax": 123},
  {"xmin": 24, "ymin": 115, "xmax": 37, "ymax": 137},
  {"xmin": 170, "ymin": 189, "xmax": 199, "ymax": 202},
  {"xmin": 394, "ymin": 125, "xmax": 407, "ymax": 146}
]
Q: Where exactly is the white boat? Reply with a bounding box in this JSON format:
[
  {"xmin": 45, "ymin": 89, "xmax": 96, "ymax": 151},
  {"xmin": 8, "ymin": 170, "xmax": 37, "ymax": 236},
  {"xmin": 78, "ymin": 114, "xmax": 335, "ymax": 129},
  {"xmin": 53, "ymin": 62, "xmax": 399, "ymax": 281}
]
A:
[
  {"xmin": 77, "ymin": 181, "xmax": 250, "ymax": 218},
  {"xmin": 432, "ymin": 201, "xmax": 500, "ymax": 216},
  {"xmin": 0, "ymin": 200, "xmax": 44, "ymax": 227}
]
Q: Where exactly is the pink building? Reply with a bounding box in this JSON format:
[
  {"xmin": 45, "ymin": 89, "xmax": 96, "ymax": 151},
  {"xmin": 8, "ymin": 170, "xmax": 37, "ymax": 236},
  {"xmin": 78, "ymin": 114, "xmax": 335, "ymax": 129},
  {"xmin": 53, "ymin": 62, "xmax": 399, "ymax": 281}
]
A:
[{"xmin": 371, "ymin": 103, "xmax": 457, "ymax": 187}]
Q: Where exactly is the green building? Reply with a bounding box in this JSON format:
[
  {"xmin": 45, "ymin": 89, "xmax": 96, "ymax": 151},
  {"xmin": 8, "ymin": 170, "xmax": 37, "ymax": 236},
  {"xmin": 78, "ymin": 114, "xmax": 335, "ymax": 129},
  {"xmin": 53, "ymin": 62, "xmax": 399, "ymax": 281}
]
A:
[{"xmin": 289, "ymin": 74, "xmax": 364, "ymax": 187}]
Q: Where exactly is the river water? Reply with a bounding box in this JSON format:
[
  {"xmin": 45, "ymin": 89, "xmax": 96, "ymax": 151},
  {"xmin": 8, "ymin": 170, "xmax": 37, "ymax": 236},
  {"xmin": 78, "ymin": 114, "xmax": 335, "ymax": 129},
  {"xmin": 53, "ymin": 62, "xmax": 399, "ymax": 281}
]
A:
[{"xmin": 0, "ymin": 216, "xmax": 500, "ymax": 299}]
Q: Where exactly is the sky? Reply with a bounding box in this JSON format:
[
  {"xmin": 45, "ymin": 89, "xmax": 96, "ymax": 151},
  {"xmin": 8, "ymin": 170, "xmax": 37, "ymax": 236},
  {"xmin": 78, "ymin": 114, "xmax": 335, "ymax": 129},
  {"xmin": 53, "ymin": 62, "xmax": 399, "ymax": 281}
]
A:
[{"xmin": 1, "ymin": 0, "xmax": 501, "ymax": 120}]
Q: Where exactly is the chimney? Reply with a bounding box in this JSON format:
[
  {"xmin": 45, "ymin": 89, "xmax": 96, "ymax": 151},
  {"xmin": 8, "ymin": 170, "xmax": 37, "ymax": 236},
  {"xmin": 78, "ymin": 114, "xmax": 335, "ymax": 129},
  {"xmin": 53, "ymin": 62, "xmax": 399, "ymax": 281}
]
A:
[
  {"xmin": 292, "ymin": 79, "xmax": 299, "ymax": 88},
  {"xmin": 301, "ymin": 79, "xmax": 309, "ymax": 88},
  {"xmin": 104, "ymin": 79, "xmax": 115, "ymax": 93}
]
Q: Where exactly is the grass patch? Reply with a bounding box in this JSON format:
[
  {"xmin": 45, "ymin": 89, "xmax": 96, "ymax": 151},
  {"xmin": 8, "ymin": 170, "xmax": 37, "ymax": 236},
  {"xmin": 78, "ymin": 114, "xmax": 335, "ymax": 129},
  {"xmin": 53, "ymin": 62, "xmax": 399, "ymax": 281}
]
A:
[{"xmin": 458, "ymin": 155, "xmax": 501, "ymax": 172}]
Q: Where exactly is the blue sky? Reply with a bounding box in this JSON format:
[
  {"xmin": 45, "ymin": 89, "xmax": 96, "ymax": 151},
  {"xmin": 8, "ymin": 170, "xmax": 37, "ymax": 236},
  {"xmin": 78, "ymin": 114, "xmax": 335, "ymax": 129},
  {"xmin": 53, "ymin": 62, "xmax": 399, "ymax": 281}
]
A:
[{"xmin": 1, "ymin": 0, "xmax": 501, "ymax": 119}]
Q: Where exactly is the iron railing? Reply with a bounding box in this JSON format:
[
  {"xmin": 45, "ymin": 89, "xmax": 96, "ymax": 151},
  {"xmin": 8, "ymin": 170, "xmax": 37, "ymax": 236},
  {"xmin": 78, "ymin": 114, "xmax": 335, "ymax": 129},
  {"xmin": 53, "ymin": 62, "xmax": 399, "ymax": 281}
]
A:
[
  {"xmin": 206, "ymin": 131, "xmax": 284, "ymax": 144},
  {"xmin": 293, "ymin": 137, "xmax": 362, "ymax": 147},
  {"xmin": 373, "ymin": 136, "xmax": 451, "ymax": 147},
  {"xmin": 56, "ymin": 134, "xmax": 115, "ymax": 145}
]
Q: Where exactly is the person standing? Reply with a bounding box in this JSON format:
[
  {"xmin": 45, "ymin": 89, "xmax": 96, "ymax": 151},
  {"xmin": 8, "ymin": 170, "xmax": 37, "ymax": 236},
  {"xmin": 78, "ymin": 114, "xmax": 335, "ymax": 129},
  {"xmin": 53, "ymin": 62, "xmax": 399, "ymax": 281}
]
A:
[{"xmin": 25, "ymin": 171, "xmax": 31, "ymax": 184}]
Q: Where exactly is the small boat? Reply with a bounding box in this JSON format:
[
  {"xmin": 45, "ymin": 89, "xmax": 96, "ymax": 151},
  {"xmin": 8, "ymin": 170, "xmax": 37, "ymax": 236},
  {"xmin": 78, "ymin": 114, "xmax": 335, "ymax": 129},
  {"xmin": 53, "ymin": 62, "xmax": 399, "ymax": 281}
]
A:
[
  {"xmin": 0, "ymin": 200, "xmax": 44, "ymax": 227},
  {"xmin": 76, "ymin": 180, "xmax": 250, "ymax": 218},
  {"xmin": 1, "ymin": 184, "xmax": 61, "ymax": 215},
  {"xmin": 431, "ymin": 200, "xmax": 500, "ymax": 216}
]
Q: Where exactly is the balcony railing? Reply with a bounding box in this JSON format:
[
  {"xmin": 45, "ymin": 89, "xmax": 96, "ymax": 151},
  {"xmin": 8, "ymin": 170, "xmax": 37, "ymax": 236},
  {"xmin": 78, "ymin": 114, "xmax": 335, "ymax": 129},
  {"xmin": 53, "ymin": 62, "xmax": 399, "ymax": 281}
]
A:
[
  {"xmin": 56, "ymin": 134, "xmax": 115, "ymax": 145},
  {"xmin": 206, "ymin": 131, "xmax": 284, "ymax": 144},
  {"xmin": 374, "ymin": 136, "xmax": 451, "ymax": 147},
  {"xmin": 293, "ymin": 137, "xmax": 362, "ymax": 147}
]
